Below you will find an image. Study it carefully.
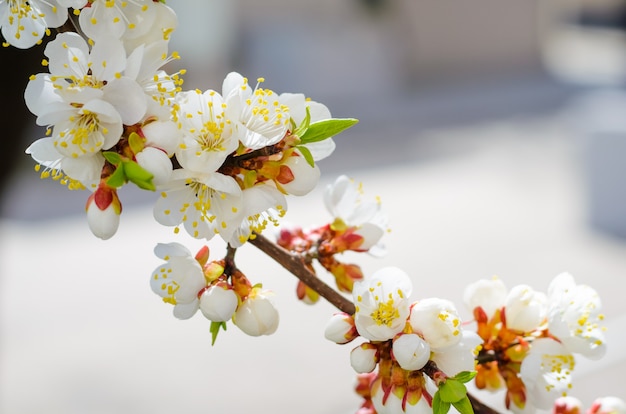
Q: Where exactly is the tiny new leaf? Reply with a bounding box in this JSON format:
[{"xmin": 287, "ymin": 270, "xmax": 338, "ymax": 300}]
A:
[
  {"xmin": 438, "ymin": 379, "xmax": 467, "ymax": 403},
  {"xmin": 432, "ymin": 391, "xmax": 451, "ymax": 414},
  {"xmin": 210, "ymin": 321, "xmax": 227, "ymax": 346},
  {"xmin": 103, "ymin": 151, "xmax": 122, "ymax": 166},
  {"xmin": 453, "ymin": 371, "xmax": 477, "ymax": 384},
  {"xmin": 106, "ymin": 164, "xmax": 126, "ymax": 188},
  {"xmin": 299, "ymin": 118, "xmax": 358, "ymax": 144},
  {"xmin": 296, "ymin": 145, "xmax": 315, "ymax": 168},
  {"xmin": 128, "ymin": 132, "xmax": 145, "ymax": 156},
  {"xmin": 293, "ymin": 106, "xmax": 311, "ymax": 138},
  {"xmin": 123, "ymin": 160, "xmax": 155, "ymax": 191},
  {"xmin": 452, "ymin": 396, "xmax": 474, "ymax": 414}
]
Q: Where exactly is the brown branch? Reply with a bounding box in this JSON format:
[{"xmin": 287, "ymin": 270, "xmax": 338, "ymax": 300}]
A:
[
  {"xmin": 468, "ymin": 394, "xmax": 500, "ymax": 414},
  {"xmin": 248, "ymin": 233, "xmax": 356, "ymax": 314}
]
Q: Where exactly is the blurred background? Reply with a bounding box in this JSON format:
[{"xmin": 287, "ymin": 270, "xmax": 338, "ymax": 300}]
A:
[{"xmin": 2, "ymin": 0, "xmax": 626, "ymax": 413}]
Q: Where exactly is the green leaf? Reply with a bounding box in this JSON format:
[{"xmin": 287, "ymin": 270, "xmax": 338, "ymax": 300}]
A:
[
  {"xmin": 103, "ymin": 151, "xmax": 122, "ymax": 165},
  {"xmin": 453, "ymin": 371, "xmax": 477, "ymax": 384},
  {"xmin": 439, "ymin": 379, "xmax": 467, "ymax": 403},
  {"xmin": 122, "ymin": 160, "xmax": 155, "ymax": 191},
  {"xmin": 106, "ymin": 164, "xmax": 126, "ymax": 188},
  {"xmin": 128, "ymin": 132, "xmax": 145, "ymax": 155},
  {"xmin": 432, "ymin": 391, "xmax": 451, "ymax": 414},
  {"xmin": 210, "ymin": 321, "xmax": 227, "ymax": 346},
  {"xmin": 296, "ymin": 145, "xmax": 315, "ymax": 168},
  {"xmin": 293, "ymin": 106, "xmax": 311, "ymax": 137},
  {"xmin": 452, "ymin": 396, "xmax": 474, "ymax": 414},
  {"xmin": 299, "ymin": 118, "xmax": 358, "ymax": 144}
]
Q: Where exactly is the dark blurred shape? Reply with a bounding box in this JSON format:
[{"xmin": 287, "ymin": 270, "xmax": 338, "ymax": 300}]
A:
[
  {"xmin": 0, "ymin": 43, "xmax": 45, "ymax": 205},
  {"xmin": 356, "ymin": 0, "xmax": 389, "ymax": 14}
]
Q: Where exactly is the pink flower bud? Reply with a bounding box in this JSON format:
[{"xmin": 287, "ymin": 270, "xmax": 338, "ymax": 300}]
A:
[
  {"xmin": 588, "ymin": 397, "xmax": 626, "ymax": 414},
  {"xmin": 553, "ymin": 396, "xmax": 582, "ymax": 414},
  {"xmin": 85, "ymin": 185, "xmax": 122, "ymax": 240},
  {"xmin": 324, "ymin": 312, "xmax": 358, "ymax": 344}
]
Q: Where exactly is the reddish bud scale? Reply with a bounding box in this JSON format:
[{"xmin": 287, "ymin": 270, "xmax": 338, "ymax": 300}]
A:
[
  {"xmin": 195, "ymin": 245, "xmax": 210, "ymax": 266},
  {"xmin": 276, "ymin": 165, "xmax": 294, "ymax": 185}
]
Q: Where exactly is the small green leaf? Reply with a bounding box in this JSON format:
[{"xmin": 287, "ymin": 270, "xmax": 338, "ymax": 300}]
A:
[
  {"xmin": 296, "ymin": 145, "xmax": 315, "ymax": 168},
  {"xmin": 432, "ymin": 391, "xmax": 451, "ymax": 414},
  {"xmin": 103, "ymin": 151, "xmax": 122, "ymax": 165},
  {"xmin": 106, "ymin": 164, "xmax": 126, "ymax": 188},
  {"xmin": 293, "ymin": 106, "xmax": 311, "ymax": 137},
  {"xmin": 128, "ymin": 132, "xmax": 145, "ymax": 155},
  {"xmin": 299, "ymin": 118, "xmax": 358, "ymax": 144},
  {"xmin": 123, "ymin": 160, "xmax": 155, "ymax": 191},
  {"xmin": 439, "ymin": 379, "xmax": 467, "ymax": 403},
  {"xmin": 452, "ymin": 396, "xmax": 474, "ymax": 414},
  {"xmin": 210, "ymin": 321, "xmax": 227, "ymax": 346},
  {"xmin": 453, "ymin": 371, "xmax": 477, "ymax": 384}
]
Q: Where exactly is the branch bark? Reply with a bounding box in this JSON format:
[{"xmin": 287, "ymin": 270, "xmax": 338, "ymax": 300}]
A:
[{"xmin": 248, "ymin": 233, "xmax": 355, "ymax": 315}]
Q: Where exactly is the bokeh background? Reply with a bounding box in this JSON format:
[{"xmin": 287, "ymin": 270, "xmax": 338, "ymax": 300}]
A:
[{"xmin": 2, "ymin": 0, "xmax": 626, "ymax": 413}]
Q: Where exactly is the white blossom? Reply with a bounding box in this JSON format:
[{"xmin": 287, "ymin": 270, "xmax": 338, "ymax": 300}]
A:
[
  {"xmin": 519, "ymin": 338, "xmax": 575, "ymax": 411},
  {"xmin": 463, "ymin": 277, "xmax": 507, "ymax": 318},
  {"xmin": 430, "ymin": 330, "xmax": 482, "ymax": 376},
  {"xmin": 547, "ymin": 273, "xmax": 606, "ymax": 359},
  {"xmin": 409, "ymin": 298, "xmax": 462, "ymax": 350},
  {"xmin": 223, "ymin": 72, "xmax": 290, "ymax": 150},
  {"xmin": 0, "ymin": 0, "xmax": 68, "ymax": 49},
  {"xmin": 353, "ymin": 267, "xmax": 412, "ymax": 341},
  {"xmin": 504, "ymin": 284, "xmax": 547, "ymax": 332},
  {"xmin": 324, "ymin": 175, "xmax": 388, "ymax": 255},
  {"xmin": 150, "ymin": 242, "xmax": 206, "ymax": 320},
  {"xmin": 78, "ymin": 0, "xmax": 157, "ymax": 42}
]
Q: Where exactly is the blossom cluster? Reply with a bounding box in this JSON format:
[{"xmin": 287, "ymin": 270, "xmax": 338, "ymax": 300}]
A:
[
  {"xmin": 15, "ymin": 0, "xmax": 355, "ymax": 245},
  {"xmin": 7, "ymin": 2, "xmax": 621, "ymax": 414},
  {"xmin": 151, "ymin": 242, "xmax": 279, "ymax": 337},
  {"xmin": 464, "ymin": 273, "xmax": 606, "ymax": 413},
  {"xmin": 278, "ymin": 175, "xmax": 388, "ymax": 301},
  {"xmin": 325, "ymin": 267, "xmax": 482, "ymax": 414}
]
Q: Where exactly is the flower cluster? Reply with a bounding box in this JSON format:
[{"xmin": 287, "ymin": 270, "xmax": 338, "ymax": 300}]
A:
[
  {"xmin": 464, "ymin": 273, "xmax": 606, "ymax": 413},
  {"xmin": 553, "ymin": 396, "xmax": 626, "ymax": 414},
  {"xmin": 325, "ymin": 267, "xmax": 482, "ymax": 414},
  {"xmin": 8, "ymin": 2, "xmax": 620, "ymax": 414},
  {"xmin": 278, "ymin": 175, "xmax": 388, "ymax": 302},
  {"xmin": 150, "ymin": 242, "xmax": 279, "ymax": 338},
  {"xmin": 18, "ymin": 2, "xmax": 358, "ymax": 244}
]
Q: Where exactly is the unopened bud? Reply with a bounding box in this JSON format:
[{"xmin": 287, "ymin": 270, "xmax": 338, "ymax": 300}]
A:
[
  {"xmin": 588, "ymin": 397, "xmax": 626, "ymax": 414},
  {"xmin": 199, "ymin": 282, "xmax": 239, "ymax": 322},
  {"xmin": 392, "ymin": 333, "xmax": 431, "ymax": 371},
  {"xmin": 350, "ymin": 342, "xmax": 378, "ymax": 373},
  {"xmin": 233, "ymin": 288, "xmax": 279, "ymax": 336},
  {"xmin": 324, "ymin": 312, "xmax": 358, "ymax": 344},
  {"xmin": 86, "ymin": 184, "xmax": 122, "ymax": 240}
]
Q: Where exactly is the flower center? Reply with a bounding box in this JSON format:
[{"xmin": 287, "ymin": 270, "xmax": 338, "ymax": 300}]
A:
[{"xmin": 371, "ymin": 299, "xmax": 400, "ymax": 327}]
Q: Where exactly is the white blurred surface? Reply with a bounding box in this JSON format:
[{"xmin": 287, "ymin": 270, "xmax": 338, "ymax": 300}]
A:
[{"xmin": 2, "ymin": 114, "xmax": 626, "ymax": 413}]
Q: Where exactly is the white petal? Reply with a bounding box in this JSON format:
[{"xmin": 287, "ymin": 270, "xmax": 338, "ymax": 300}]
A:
[{"xmin": 102, "ymin": 77, "xmax": 147, "ymax": 125}]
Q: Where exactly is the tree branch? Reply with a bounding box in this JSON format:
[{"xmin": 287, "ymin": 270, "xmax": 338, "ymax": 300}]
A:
[{"xmin": 248, "ymin": 233, "xmax": 356, "ymax": 314}]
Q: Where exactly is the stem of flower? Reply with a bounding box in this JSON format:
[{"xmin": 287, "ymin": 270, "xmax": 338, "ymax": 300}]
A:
[{"xmin": 248, "ymin": 233, "xmax": 355, "ymax": 314}]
